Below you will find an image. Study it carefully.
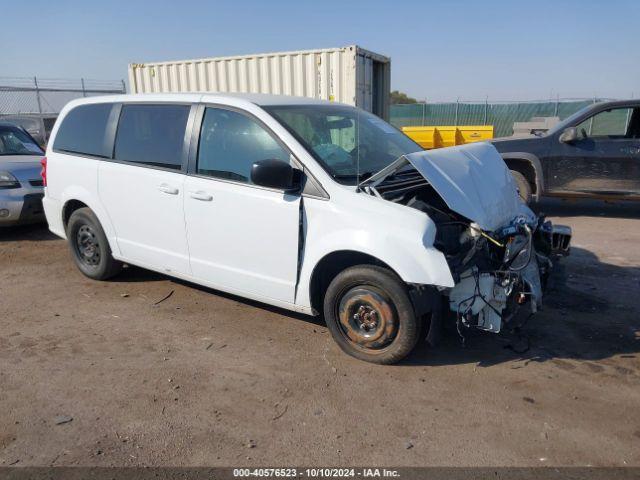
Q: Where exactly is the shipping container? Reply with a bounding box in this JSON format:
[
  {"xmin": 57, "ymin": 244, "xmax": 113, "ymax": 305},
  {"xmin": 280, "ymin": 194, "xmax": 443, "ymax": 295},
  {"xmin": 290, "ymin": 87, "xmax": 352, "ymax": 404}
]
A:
[{"xmin": 128, "ymin": 45, "xmax": 391, "ymax": 119}]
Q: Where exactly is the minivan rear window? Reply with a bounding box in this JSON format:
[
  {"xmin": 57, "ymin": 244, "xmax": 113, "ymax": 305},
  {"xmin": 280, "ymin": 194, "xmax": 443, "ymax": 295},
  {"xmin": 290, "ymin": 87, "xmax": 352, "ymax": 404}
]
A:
[
  {"xmin": 53, "ymin": 103, "xmax": 113, "ymax": 157},
  {"xmin": 114, "ymin": 104, "xmax": 190, "ymax": 171}
]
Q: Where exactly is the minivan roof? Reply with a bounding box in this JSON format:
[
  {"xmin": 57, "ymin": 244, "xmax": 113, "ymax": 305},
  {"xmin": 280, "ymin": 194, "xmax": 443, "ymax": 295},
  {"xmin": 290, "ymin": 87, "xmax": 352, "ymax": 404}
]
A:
[{"xmin": 62, "ymin": 92, "xmax": 343, "ymax": 109}]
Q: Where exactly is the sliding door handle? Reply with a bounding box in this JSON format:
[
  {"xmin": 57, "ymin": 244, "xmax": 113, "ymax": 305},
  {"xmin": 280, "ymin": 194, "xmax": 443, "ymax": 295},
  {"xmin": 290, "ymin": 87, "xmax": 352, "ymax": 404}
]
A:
[
  {"xmin": 158, "ymin": 184, "xmax": 179, "ymax": 195},
  {"xmin": 189, "ymin": 191, "xmax": 213, "ymax": 201}
]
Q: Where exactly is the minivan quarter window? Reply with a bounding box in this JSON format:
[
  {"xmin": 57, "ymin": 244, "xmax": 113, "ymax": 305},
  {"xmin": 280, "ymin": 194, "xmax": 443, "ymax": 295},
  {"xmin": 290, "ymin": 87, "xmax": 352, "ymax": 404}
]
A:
[
  {"xmin": 53, "ymin": 103, "xmax": 113, "ymax": 157},
  {"xmin": 114, "ymin": 104, "xmax": 190, "ymax": 170},
  {"xmin": 197, "ymin": 107, "xmax": 290, "ymax": 184}
]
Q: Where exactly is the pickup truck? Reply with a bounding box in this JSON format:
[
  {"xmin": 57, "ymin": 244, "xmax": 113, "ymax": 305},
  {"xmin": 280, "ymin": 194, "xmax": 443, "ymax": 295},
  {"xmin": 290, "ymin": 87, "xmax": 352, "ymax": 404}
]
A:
[{"xmin": 492, "ymin": 100, "xmax": 640, "ymax": 202}]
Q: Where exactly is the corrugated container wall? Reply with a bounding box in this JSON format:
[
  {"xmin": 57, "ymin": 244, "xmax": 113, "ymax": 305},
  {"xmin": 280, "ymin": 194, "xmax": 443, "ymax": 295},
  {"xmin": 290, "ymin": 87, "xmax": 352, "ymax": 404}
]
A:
[{"xmin": 128, "ymin": 46, "xmax": 390, "ymax": 120}]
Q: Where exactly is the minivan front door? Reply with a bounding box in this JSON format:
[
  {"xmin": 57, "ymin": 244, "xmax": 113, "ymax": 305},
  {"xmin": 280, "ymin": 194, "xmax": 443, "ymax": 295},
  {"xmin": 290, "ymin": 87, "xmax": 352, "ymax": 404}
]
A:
[
  {"xmin": 98, "ymin": 104, "xmax": 193, "ymax": 275},
  {"xmin": 183, "ymin": 107, "xmax": 301, "ymax": 304}
]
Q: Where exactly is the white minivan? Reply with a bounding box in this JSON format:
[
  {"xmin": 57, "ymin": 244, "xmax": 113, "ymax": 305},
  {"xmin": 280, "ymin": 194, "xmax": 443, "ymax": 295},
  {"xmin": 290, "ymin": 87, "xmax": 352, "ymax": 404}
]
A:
[{"xmin": 42, "ymin": 94, "xmax": 570, "ymax": 364}]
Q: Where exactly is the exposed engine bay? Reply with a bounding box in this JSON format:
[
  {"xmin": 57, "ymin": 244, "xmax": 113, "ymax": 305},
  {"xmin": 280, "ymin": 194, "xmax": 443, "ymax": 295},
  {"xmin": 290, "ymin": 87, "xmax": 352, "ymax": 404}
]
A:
[{"xmin": 360, "ymin": 142, "xmax": 572, "ymax": 337}]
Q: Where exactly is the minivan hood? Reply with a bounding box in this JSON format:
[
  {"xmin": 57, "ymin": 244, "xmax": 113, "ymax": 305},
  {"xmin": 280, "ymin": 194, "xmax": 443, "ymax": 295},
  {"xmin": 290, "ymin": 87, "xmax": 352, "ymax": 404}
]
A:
[{"xmin": 362, "ymin": 142, "xmax": 534, "ymax": 231}]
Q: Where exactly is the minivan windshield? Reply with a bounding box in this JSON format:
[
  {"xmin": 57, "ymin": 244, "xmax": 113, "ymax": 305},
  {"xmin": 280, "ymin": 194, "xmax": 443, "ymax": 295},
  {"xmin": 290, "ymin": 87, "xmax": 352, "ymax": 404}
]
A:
[
  {"xmin": 0, "ymin": 125, "xmax": 44, "ymax": 156},
  {"xmin": 265, "ymin": 105, "xmax": 422, "ymax": 184}
]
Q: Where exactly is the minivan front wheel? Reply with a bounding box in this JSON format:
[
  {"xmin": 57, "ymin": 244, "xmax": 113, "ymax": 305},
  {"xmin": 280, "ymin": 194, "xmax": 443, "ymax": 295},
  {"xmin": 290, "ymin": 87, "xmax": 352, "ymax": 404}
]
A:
[
  {"xmin": 66, "ymin": 207, "xmax": 122, "ymax": 280},
  {"xmin": 323, "ymin": 265, "xmax": 420, "ymax": 364}
]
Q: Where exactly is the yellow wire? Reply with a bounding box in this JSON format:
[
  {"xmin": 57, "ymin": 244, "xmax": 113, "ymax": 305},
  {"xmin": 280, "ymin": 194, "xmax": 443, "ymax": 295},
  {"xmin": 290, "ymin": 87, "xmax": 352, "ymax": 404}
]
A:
[{"xmin": 480, "ymin": 230, "xmax": 504, "ymax": 248}]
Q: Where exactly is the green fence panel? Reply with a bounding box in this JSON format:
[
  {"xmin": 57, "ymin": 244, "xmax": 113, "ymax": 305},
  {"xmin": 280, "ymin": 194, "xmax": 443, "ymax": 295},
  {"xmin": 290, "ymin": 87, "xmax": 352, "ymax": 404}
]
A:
[{"xmin": 390, "ymin": 100, "xmax": 602, "ymax": 138}]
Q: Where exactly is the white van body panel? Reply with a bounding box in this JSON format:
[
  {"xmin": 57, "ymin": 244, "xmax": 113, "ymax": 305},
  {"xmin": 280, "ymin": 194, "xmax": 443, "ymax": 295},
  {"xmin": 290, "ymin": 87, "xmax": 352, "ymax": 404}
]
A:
[
  {"xmin": 98, "ymin": 161, "xmax": 191, "ymax": 275},
  {"xmin": 295, "ymin": 193, "xmax": 454, "ymax": 310},
  {"xmin": 184, "ymin": 175, "xmax": 301, "ymax": 304},
  {"xmin": 43, "ymin": 152, "xmax": 120, "ymax": 254}
]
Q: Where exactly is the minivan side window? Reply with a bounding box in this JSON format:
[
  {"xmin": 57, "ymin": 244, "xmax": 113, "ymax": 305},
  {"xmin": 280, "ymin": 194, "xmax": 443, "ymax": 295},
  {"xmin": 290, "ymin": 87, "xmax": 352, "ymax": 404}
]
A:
[
  {"xmin": 114, "ymin": 104, "xmax": 190, "ymax": 170},
  {"xmin": 197, "ymin": 108, "xmax": 289, "ymax": 184},
  {"xmin": 53, "ymin": 103, "xmax": 113, "ymax": 157}
]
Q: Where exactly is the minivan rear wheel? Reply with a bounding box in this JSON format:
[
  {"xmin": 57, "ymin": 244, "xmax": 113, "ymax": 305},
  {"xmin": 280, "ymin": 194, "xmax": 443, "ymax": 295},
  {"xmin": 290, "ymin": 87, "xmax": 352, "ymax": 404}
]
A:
[
  {"xmin": 66, "ymin": 207, "xmax": 122, "ymax": 280},
  {"xmin": 323, "ymin": 265, "xmax": 420, "ymax": 364}
]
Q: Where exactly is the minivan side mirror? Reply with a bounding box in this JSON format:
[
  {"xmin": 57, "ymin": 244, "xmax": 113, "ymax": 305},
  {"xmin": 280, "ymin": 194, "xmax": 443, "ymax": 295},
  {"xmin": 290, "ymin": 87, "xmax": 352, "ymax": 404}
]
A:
[
  {"xmin": 559, "ymin": 126, "xmax": 579, "ymax": 144},
  {"xmin": 251, "ymin": 159, "xmax": 301, "ymax": 191}
]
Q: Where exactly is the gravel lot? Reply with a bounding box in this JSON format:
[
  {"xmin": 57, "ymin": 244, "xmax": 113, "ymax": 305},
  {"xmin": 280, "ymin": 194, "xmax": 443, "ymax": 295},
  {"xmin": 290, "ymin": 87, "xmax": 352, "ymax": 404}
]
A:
[{"xmin": 1, "ymin": 199, "xmax": 639, "ymax": 467}]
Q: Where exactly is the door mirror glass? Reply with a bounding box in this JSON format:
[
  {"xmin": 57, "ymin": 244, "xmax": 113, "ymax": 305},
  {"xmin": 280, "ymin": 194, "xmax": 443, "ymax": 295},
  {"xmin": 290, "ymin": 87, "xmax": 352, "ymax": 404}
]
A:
[
  {"xmin": 559, "ymin": 127, "xmax": 579, "ymax": 144},
  {"xmin": 251, "ymin": 159, "xmax": 301, "ymax": 191}
]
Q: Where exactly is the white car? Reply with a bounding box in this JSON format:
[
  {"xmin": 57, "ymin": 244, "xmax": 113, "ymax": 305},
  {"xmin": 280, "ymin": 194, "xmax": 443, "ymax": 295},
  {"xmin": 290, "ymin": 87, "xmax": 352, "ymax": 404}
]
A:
[{"xmin": 42, "ymin": 94, "xmax": 570, "ymax": 364}]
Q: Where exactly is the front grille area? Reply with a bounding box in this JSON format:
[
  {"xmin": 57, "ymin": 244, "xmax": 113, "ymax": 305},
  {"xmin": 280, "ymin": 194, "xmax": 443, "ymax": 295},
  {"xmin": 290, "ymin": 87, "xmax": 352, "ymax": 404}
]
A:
[{"xmin": 375, "ymin": 168, "xmax": 428, "ymax": 196}]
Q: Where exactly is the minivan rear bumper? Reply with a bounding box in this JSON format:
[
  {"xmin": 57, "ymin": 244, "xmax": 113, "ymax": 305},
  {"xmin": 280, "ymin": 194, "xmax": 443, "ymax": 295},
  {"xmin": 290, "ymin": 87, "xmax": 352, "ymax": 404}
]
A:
[{"xmin": 42, "ymin": 195, "xmax": 65, "ymax": 238}]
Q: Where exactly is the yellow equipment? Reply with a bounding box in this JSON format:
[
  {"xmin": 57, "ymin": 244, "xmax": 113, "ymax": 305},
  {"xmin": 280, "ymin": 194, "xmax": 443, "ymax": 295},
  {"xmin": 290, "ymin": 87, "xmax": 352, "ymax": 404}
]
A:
[{"xmin": 401, "ymin": 125, "xmax": 494, "ymax": 149}]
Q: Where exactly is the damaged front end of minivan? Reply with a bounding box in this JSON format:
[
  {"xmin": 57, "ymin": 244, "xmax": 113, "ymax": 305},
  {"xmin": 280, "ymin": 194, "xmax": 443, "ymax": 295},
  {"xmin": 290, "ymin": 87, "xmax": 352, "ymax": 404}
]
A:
[{"xmin": 360, "ymin": 142, "xmax": 571, "ymax": 338}]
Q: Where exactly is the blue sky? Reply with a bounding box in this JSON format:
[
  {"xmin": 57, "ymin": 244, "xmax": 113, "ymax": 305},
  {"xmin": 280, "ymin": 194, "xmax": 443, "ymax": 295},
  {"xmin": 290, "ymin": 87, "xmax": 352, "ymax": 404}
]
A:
[{"xmin": 2, "ymin": 0, "xmax": 638, "ymax": 101}]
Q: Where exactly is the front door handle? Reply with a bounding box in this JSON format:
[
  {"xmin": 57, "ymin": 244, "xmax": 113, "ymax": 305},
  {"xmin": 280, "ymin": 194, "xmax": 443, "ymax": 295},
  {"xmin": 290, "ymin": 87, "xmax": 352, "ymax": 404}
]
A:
[
  {"xmin": 189, "ymin": 191, "xmax": 213, "ymax": 201},
  {"xmin": 158, "ymin": 184, "xmax": 179, "ymax": 195}
]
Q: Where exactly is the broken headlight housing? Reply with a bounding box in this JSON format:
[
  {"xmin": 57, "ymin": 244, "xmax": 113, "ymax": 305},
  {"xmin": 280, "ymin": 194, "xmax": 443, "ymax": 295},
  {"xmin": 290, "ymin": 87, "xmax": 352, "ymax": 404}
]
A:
[{"xmin": 501, "ymin": 224, "xmax": 533, "ymax": 272}]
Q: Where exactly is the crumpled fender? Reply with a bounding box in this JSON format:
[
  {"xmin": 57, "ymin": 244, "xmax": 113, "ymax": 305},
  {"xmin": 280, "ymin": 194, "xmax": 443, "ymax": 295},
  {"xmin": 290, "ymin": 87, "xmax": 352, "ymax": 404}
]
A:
[{"xmin": 295, "ymin": 194, "xmax": 455, "ymax": 310}]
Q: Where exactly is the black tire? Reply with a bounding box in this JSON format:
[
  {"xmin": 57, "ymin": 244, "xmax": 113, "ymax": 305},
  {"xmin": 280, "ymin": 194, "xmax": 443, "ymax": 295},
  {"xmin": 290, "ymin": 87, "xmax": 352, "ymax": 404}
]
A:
[
  {"xmin": 510, "ymin": 170, "xmax": 532, "ymax": 204},
  {"xmin": 323, "ymin": 265, "xmax": 420, "ymax": 364},
  {"xmin": 66, "ymin": 207, "xmax": 122, "ymax": 280}
]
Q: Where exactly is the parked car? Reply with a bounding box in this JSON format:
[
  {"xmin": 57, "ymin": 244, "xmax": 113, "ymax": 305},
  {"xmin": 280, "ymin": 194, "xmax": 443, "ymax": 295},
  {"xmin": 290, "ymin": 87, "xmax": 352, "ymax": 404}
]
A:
[
  {"xmin": 42, "ymin": 94, "xmax": 570, "ymax": 364},
  {"xmin": 492, "ymin": 100, "xmax": 640, "ymax": 202},
  {"xmin": 0, "ymin": 122, "xmax": 46, "ymax": 226},
  {"xmin": 0, "ymin": 114, "xmax": 58, "ymax": 147}
]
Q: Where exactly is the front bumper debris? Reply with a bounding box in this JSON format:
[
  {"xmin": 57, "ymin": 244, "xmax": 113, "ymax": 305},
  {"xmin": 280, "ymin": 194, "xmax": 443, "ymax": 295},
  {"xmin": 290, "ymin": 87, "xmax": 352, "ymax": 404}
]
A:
[
  {"xmin": 550, "ymin": 224, "xmax": 572, "ymax": 256},
  {"xmin": 447, "ymin": 215, "xmax": 571, "ymax": 335}
]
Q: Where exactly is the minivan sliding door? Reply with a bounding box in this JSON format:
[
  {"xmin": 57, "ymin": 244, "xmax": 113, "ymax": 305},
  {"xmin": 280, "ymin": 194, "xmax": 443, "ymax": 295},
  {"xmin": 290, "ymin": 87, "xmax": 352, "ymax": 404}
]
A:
[{"xmin": 98, "ymin": 103, "xmax": 194, "ymax": 275}]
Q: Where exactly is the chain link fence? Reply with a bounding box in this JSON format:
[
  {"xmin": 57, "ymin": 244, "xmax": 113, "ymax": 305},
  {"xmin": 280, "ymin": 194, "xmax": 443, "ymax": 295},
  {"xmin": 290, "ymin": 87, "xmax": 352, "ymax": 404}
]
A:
[
  {"xmin": 0, "ymin": 77, "xmax": 126, "ymax": 116},
  {"xmin": 0, "ymin": 76, "xmax": 126, "ymax": 144},
  {"xmin": 390, "ymin": 98, "xmax": 618, "ymax": 138}
]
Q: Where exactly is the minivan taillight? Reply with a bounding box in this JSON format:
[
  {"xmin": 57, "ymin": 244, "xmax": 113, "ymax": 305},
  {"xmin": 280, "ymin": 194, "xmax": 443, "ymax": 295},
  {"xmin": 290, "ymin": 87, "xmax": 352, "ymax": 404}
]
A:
[{"xmin": 40, "ymin": 156, "xmax": 47, "ymax": 187}]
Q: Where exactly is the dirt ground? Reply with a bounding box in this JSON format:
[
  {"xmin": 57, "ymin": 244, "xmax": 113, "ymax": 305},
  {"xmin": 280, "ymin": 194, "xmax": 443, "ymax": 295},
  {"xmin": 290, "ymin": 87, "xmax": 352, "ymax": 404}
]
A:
[{"xmin": 1, "ymin": 199, "xmax": 639, "ymax": 467}]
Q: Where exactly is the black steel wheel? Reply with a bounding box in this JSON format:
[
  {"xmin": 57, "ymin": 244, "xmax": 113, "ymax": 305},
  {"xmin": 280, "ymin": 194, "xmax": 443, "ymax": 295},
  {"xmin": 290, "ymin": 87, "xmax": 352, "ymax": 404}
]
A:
[
  {"xmin": 75, "ymin": 224, "xmax": 102, "ymax": 267},
  {"xmin": 66, "ymin": 207, "xmax": 122, "ymax": 280}
]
